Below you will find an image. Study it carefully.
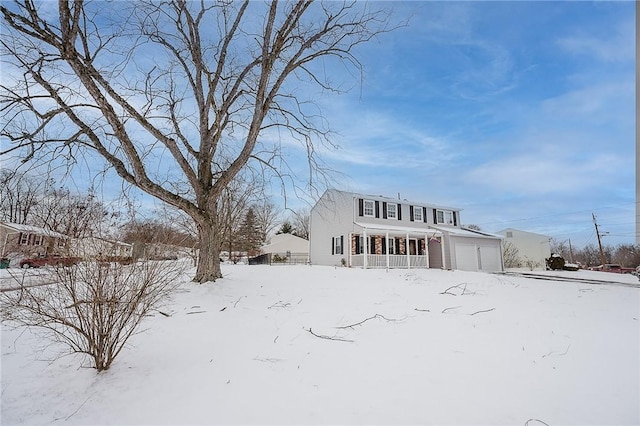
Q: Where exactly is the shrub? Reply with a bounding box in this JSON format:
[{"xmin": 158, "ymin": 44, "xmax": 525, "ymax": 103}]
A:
[{"xmin": 1, "ymin": 260, "xmax": 186, "ymax": 372}]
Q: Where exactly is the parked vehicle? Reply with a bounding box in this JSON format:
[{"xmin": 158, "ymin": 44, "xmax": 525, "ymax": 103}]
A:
[
  {"xmin": 590, "ymin": 264, "xmax": 635, "ymax": 274},
  {"xmin": 19, "ymin": 255, "xmax": 81, "ymax": 268},
  {"xmin": 545, "ymin": 254, "xmax": 579, "ymax": 271}
]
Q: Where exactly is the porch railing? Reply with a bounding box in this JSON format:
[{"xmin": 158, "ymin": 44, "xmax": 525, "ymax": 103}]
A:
[{"xmin": 350, "ymin": 254, "xmax": 428, "ymax": 269}]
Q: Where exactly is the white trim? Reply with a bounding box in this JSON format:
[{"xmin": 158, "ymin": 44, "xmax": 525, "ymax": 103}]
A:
[
  {"xmin": 436, "ymin": 209, "xmax": 454, "ymax": 225},
  {"xmin": 413, "ymin": 207, "xmax": 423, "ymax": 222},
  {"xmin": 363, "ymin": 199, "xmax": 375, "ymax": 217},
  {"xmin": 386, "ymin": 203, "xmax": 397, "ymax": 219},
  {"xmin": 354, "ymin": 221, "xmax": 442, "ymax": 237}
]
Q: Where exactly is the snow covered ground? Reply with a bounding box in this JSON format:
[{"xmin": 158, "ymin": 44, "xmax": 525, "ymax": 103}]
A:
[{"xmin": 2, "ymin": 264, "xmax": 639, "ymax": 425}]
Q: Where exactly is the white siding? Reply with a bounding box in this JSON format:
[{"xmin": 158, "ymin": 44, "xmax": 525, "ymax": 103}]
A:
[
  {"xmin": 496, "ymin": 228, "xmax": 551, "ymax": 270},
  {"xmin": 309, "ymin": 190, "xmax": 355, "ymax": 266}
]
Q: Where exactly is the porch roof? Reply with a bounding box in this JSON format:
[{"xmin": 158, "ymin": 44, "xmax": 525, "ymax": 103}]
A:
[
  {"xmin": 353, "ymin": 222, "xmax": 442, "ymax": 236},
  {"xmin": 430, "ymin": 225, "xmax": 503, "ymax": 240}
]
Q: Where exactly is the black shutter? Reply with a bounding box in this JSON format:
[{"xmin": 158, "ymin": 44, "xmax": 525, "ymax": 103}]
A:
[
  {"xmin": 409, "ymin": 206, "xmax": 414, "ymax": 222},
  {"xmin": 358, "ymin": 198, "xmax": 364, "ymax": 216},
  {"xmin": 423, "ymin": 207, "xmax": 428, "ymax": 223},
  {"xmin": 453, "ymin": 212, "xmax": 458, "ymax": 226},
  {"xmin": 354, "ymin": 235, "xmax": 360, "ymax": 254},
  {"xmin": 433, "ymin": 209, "xmax": 438, "ymax": 224},
  {"xmin": 397, "ymin": 204, "xmax": 402, "ymax": 220},
  {"xmin": 371, "ymin": 236, "xmax": 376, "ymax": 254},
  {"xmin": 382, "ymin": 237, "xmax": 386, "ymax": 254},
  {"xmin": 395, "ymin": 238, "xmax": 401, "ymax": 254},
  {"xmin": 382, "ymin": 202, "xmax": 387, "ymax": 219},
  {"xmin": 375, "ymin": 201, "xmax": 380, "ymax": 218},
  {"xmin": 340, "ymin": 235, "xmax": 344, "ymax": 254},
  {"xmin": 331, "ymin": 237, "xmax": 335, "ymax": 255}
]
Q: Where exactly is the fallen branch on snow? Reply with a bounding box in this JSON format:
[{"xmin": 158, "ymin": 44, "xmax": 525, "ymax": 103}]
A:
[
  {"xmin": 440, "ymin": 283, "xmax": 469, "ymax": 296},
  {"xmin": 268, "ymin": 301, "xmax": 291, "ymax": 309},
  {"xmin": 469, "ymin": 308, "xmax": 496, "ymax": 316},
  {"xmin": 336, "ymin": 314, "xmax": 402, "ymax": 329},
  {"xmin": 414, "ymin": 308, "xmax": 430, "ymax": 312},
  {"xmin": 441, "ymin": 306, "xmax": 462, "ymax": 314},
  {"xmin": 542, "ymin": 344, "xmax": 571, "ymax": 358},
  {"xmin": 525, "ymin": 419, "xmax": 550, "ymax": 426},
  {"xmin": 306, "ymin": 328, "xmax": 354, "ymax": 343}
]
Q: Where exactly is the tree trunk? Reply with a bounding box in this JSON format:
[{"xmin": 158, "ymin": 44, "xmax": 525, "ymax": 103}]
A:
[{"xmin": 194, "ymin": 218, "xmax": 223, "ymax": 283}]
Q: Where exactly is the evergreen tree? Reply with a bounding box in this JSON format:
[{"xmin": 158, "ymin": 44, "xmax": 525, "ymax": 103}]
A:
[
  {"xmin": 276, "ymin": 221, "xmax": 294, "ymax": 235},
  {"xmin": 237, "ymin": 208, "xmax": 262, "ymax": 256}
]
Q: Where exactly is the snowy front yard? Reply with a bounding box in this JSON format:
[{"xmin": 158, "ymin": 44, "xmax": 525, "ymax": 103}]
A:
[{"xmin": 2, "ymin": 264, "xmax": 639, "ymax": 425}]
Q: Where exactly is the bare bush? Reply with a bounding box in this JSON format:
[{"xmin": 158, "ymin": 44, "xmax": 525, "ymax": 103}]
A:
[{"xmin": 1, "ymin": 260, "xmax": 187, "ymax": 372}]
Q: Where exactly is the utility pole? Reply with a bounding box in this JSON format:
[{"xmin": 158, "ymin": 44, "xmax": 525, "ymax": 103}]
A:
[
  {"xmin": 568, "ymin": 238, "xmax": 574, "ymax": 263},
  {"xmin": 592, "ymin": 213, "xmax": 606, "ymax": 266}
]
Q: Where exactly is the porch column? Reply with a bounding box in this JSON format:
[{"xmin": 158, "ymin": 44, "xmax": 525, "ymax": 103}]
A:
[
  {"xmin": 385, "ymin": 232, "xmax": 390, "ymax": 270},
  {"xmin": 440, "ymin": 234, "xmax": 447, "ymax": 269},
  {"xmin": 425, "ymin": 235, "xmax": 430, "ymax": 268},
  {"xmin": 406, "ymin": 232, "xmax": 411, "ymax": 270},
  {"xmin": 363, "ymin": 229, "xmax": 368, "ymax": 269}
]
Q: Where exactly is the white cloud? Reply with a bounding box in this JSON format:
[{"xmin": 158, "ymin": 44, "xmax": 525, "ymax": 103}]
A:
[{"xmin": 556, "ymin": 17, "xmax": 635, "ymax": 63}]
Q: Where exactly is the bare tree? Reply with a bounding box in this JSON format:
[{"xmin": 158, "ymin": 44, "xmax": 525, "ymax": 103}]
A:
[
  {"xmin": 502, "ymin": 241, "xmax": 521, "ymax": 269},
  {"xmin": 32, "ymin": 186, "xmax": 110, "ymax": 238},
  {"xmin": 1, "ymin": 260, "xmax": 186, "ymax": 371},
  {"xmin": 253, "ymin": 200, "xmax": 282, "ymax": 243},
  {"xmin": 1, "ymin": 1, "xmax": 393, "ymax": 282},
  {"xmin": 290, "ymin": 207, "xmax": 310, "ymax": 240},
  {"xmin": 0, "ymin": 169, "xmax": 44, "ymax": 224}
]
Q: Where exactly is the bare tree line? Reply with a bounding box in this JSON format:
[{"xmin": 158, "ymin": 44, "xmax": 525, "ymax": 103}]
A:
[
  {"xmin": 1, "ymin": 167, "xmax": 309, "ymax": 257},
  {"xmin": 550, "ymin": 239, "xmax": 640, "ymax": 268},
  {"xmin": 0, "ymin": 169, "xmax": 115, "ymax": 238}
]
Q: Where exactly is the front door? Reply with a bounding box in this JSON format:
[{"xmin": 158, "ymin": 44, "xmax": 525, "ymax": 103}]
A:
[
  {"xmin": 408, "ymin": 239, "xmax": 417, "ymax": 255},
  {"xmin": 428, "ymin": 238, "xmax": 443, "ymax": 269}
]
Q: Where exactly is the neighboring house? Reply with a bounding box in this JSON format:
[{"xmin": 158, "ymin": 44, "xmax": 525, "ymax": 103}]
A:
[
  {"xmin": 259, "ymin": 233, "xmax": 309, "ymax": 263},
  {"xmin": 70, "ymin": 236, "xmax": 133, "ymax": 259},
  {"xmin": 0, "ymin": 222, "xmax": 70, "ymax": 260},
  {"xmin": 496, "ymin": 228, "xmax": 551, "ymax": 270},
  {"xmin": 309, "ymin": 190, "xmax": 503, "ymax": 272}
]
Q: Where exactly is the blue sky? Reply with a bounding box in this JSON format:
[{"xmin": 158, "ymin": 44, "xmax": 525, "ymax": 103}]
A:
[
  {"xmin": 301, "ymin": 1, "xmax": 635, "ymax": 248},
  {"xmin": 2, "ymin": 1, "xmax": 634, "ymax": 248}
]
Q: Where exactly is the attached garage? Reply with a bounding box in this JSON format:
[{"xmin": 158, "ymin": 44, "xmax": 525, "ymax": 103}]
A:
[{"xmin": 432, "ymin": 226, "xmax": 504, "ymax": 272}]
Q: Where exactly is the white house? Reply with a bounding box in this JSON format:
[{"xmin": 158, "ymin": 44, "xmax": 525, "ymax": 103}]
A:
[
  {"xmin": 309, "ymin": 190, "xmax": 503, "ymax": 272},
  {"xmin": 260, "ymin": 233, "xmax": 309, "ymax": 256},
  {"xmin": 496, "ymin": 228, "xmax": 551, "ymax": 270},
  {"xmin": 70, "ymin": 236, "xmax": 133, "ymax": 259}
]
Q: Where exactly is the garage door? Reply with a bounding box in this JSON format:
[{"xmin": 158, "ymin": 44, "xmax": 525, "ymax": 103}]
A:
[
  {"xmin": 479, "ymin": 246, "xmax": 502, "ymax": 271},
  {"xmin": 455, "ymin": 244, "xmax": 479, "ymax": 271}
]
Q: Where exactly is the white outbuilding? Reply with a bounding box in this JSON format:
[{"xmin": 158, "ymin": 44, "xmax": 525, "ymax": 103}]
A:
[{"xmin": 496, "ymin": 228, "xmax": 551, "ymax": 270}]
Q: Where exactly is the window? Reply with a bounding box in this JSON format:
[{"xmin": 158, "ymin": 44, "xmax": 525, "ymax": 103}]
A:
[
  {"xmin": 387, "ymin": 238, "xmax": 395, "ymax": 254},
  {"xmin": 363, "ymin": 200, "xmax": 375, "ymax": 217},
  {"xmin": 33, "ymin": 235, "xmax": 43, "ymax": 246},
  {"xmin": 413, "ymin": 207, "xmax": 423, "ymax": 222},
  {"xmin": 333, "ymin": 236, "xmax": 343, "ymax": 255},
  {"xmin": 386, "ymin": 203, "xmax": 396, "ymax": 219},
  {"xmin": 19, "ymin": 233, "xmax": 29, "ymax": 245},
  {"xmin": 436, "ymin": 210, "xmax": 454, "ymax": 225}
]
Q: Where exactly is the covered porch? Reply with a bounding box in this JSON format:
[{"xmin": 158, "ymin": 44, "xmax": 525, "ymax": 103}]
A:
[{"xmin": 349, "ymin": 224, "xmax": 445, "ymax": 269}]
